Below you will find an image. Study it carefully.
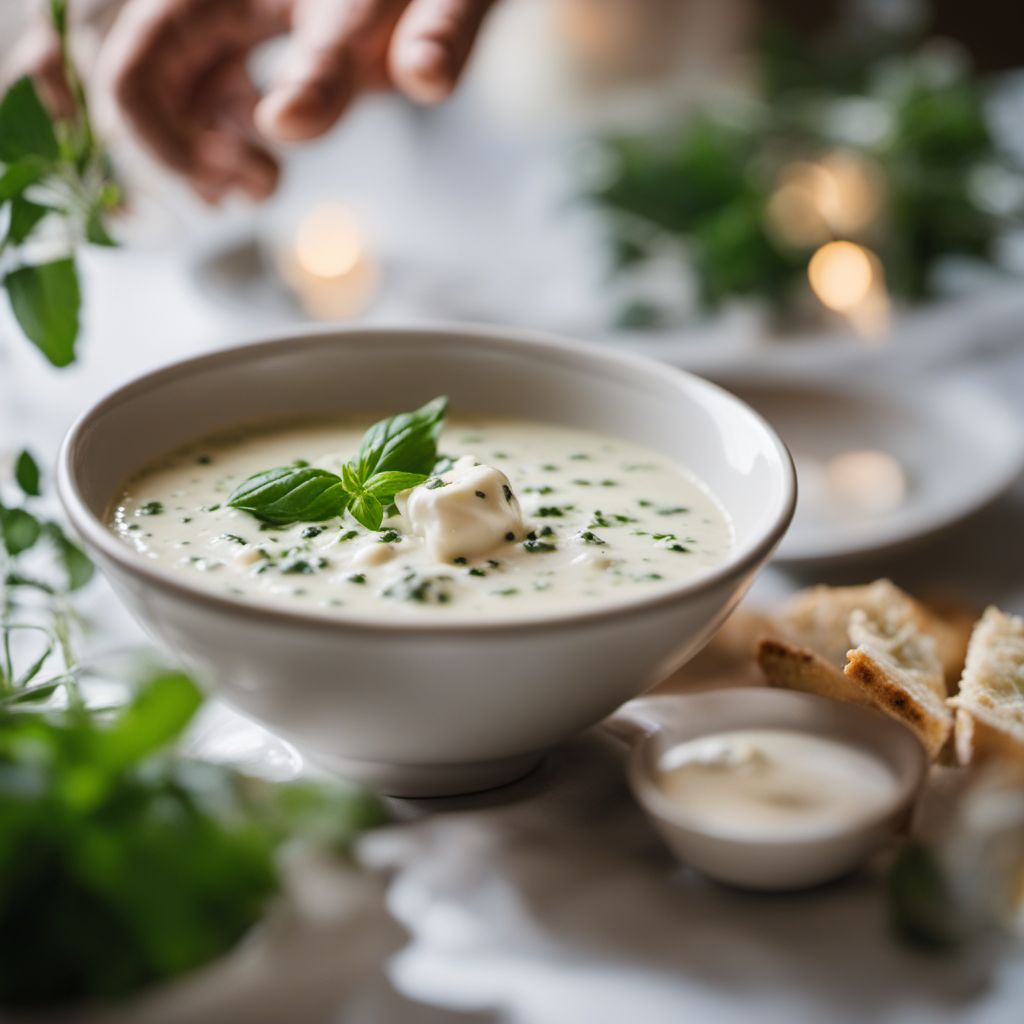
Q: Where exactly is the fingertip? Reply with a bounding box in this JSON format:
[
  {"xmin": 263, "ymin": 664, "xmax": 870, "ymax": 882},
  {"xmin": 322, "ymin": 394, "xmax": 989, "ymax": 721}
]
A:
[
  {"xmin": 255, "ymin": 75, "xmax": 351, "ymax": 142},
  {"xmin": 392, "ymin": 38, "xmax": 457, "ymax": 104}
]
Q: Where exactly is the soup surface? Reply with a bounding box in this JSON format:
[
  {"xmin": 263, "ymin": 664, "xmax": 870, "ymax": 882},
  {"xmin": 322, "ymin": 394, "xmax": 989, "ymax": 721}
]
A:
[{"xmin": 109, "ymin": 417, "xmax": 733, "ymax": 620}]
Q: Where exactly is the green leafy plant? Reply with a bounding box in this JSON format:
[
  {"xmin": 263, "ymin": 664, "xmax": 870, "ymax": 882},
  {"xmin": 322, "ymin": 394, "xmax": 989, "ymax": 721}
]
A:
[
  {"xmin": 2, "ymin": 448, "xmax": 94, "ymax": 706},
  {"xmin": 1, "ymin": 0, "xmax": 118, "ymax": 367},
  {"xmin": 0, "ymin": 668, "xmax": 387, "ymax": 1009},
  {"xmin": 588, "ymin": 26, "xmax": 1023, "ymax": 324},
  {"xmin": 229, "ymin": 396, "xmax": 448, "ymax": 531},
  {"xmin": 886, "ymin": 842, "xmax": 964, "ymax": 952},
  {"xmin": 0, "ymin": 450, "xmax": 387, "ymax": 1010}
]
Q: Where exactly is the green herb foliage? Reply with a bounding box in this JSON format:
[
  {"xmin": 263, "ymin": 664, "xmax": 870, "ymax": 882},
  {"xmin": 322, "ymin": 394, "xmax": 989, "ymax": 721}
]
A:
[
  {"xmin": 886, "ymin": 842, "xmax": 963, "ymax": 952},
  {"xmin": 0, "ymin": 3, "xmax": 119, "ymax": 367},
  {"xmin": 0, "ymin": 669, "xmax": 386, "ymax": 1009},
  {"xmin": 588, "ymin": 25, "xmax": 1019, "ymax": 322},
  {"xmin": 0, "ymin": 452, "xmax": 387, "ymax": 1009},
  {"xmin": 229, "ymin": 397, "xmax": 447, "ymax": 531}
]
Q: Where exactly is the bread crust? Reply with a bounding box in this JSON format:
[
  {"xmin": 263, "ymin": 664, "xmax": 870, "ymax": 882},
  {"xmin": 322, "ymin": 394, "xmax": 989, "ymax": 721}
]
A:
[
  {"xmin": 757, "ymin": 580, "xmax": 953, "ymax": 758},
  {"xmin": 949, "ymin": 607, "xmax": 1024, "ymax": 766}
]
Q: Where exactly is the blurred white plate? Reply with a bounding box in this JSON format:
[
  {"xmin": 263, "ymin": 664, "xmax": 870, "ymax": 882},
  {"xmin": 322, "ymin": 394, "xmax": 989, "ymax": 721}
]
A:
[
  {"xmin": 599, "ymin": 286, "xmax": 1024, "ymax": 378},
  {"xmin": 710, "ymin": 374, "xmax": 1024, "ymax": 566}
]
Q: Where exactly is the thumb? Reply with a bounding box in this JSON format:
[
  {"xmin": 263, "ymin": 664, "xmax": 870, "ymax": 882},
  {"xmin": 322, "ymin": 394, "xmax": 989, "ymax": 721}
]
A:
[{"xmin": 255, "ymin": 0, "xmax": 396, "ymax": 143}]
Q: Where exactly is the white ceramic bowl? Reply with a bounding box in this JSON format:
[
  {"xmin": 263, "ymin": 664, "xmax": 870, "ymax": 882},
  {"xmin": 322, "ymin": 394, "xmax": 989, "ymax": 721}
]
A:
[
  {"xmin": 58, "ymin": 325, "xmax": 795, "ymax": 796},
  {"xmin": 615, "ymin": 690, "xmax": 927, "ymax": 890}
]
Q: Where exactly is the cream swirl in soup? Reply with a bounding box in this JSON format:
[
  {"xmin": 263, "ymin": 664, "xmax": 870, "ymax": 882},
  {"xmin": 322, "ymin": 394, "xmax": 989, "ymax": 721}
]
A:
[{"xmin": 109, "ymin": 417, "xmax": 732, "ymax": 620}]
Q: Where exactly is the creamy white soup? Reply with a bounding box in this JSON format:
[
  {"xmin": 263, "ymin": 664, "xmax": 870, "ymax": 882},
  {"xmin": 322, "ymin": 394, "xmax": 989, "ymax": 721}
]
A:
[
  {"xmin": 109, "ymin": 416, "xmax": 733, "ymax": 620},
  {"xmin": 656, "ymin": 729, "xmax": 898, "ymax": 839}
]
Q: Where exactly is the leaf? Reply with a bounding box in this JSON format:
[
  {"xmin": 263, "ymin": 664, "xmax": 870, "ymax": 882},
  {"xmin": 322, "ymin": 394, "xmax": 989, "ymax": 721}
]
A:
[
  {"xmin": 228, "ymin": 466, "xmax": 348, "ymax": 525},
  {"xmin": 363, "ymin": 470, "xmax": 427, "ymax": 498},
  {"xmin": 4, "ymin": 572, "xmax": 54, "ymax": 593},
  {"xmin": 340, "ymin": 463, "xmax": 362, "ymax": 495},
  {"xmin": 6, "ymin": 198, "xmax": 49, "ymax": 246},
  {"xmin": 44, "ymin": 522, "xmax": 94, "ymax": 591},
  {"xmin": 4, "ymin": 258, "xmax": 80, "ymax": 368},
  {"xmin": 886, "ymin": 843, "xmax": 962, "ymax": 952},
  {"xmin": 356, "ymin": 396, "xmax": 448, "ymax": 480},
  {"xmin": 98, "ymin": 671, "xmax": 203, "ymax": 769},
  {"xmin": 1, "ymin": 507, "xmax": 41, "ymax": 555},
  {"xmin": 0, "ymin": 158, "xmax": 47, "ymax": 202},
  {"xmin": 14, "ymin": 450, "xmax": 41, "ymax": 496},
  {"xmin": 85, "ymin": 206, "xmax": 116, "ymax": 247},
  {"xmin": 348, "ymin": 492, "xmax": 384, "ymax": 531},
  {"xmin": 49, "ymin": 0, "xmax": 68, "ymax": 35},
  {"xmin": 0, "ymin": 77, "xmax": 59, "ymax": 163}
]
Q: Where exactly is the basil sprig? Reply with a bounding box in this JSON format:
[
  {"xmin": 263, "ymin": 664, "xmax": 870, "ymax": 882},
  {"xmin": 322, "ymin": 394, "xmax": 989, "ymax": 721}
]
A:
[
  {"xmin": 0, "ymin": 1, "xmax": 119, "ymax": 368},
  {"xmin": 228, "ymin": 396, "xmax": 447, "ymax": 531}
]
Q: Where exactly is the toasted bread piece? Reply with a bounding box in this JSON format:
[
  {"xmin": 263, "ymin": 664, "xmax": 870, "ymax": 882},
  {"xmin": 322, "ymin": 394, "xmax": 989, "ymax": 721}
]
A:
[
  {"xmin": 844, "ymin": 607, "xmax": 951, "ymax": 759},
  {"xmin": 758, "ymin": 580, "xmax": 953, "ymax": 758},
  {"xmin": 776, "ymin": 579, "xmax": 968, "ymax": 690},
  {"xmin": 949, "ymin": 607, "xmax": 1024, "ymax": 766}
]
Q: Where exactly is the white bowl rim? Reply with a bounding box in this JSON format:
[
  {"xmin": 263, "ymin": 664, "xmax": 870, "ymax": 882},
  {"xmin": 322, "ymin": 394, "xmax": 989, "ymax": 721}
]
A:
[{"xmin": 58, "ymin": 321, "xmax": 797, "ymax": 636}]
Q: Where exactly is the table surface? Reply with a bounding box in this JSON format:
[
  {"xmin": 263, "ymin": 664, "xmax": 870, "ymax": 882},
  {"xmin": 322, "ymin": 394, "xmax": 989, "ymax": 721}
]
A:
[{"xmin": 1, "ymin": 87, "xmax": 1023, "ymax": 1024}]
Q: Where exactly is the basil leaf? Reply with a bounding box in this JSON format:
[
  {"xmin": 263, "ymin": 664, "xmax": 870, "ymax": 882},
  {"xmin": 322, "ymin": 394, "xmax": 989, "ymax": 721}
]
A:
[
  {"xmin": 363, "ymin": 471, "xmax": 427, "ymax": 498},
  {"xmin": 356, "ymin": 396, "xmax": 448, "ymax": 480},
  {"xmin": 85, "ymin": 205, "xmax": 117, "ymax": 247},
  {"xmin": 0, "ymin": 158, "xmax": 47, "ymax": 202},
  {"xmin": 97, "ymin": 671, "xmax": 203, "ymax": 771},
  {"xmin": 348, "ymin": 492, "xmax": 384, "ymax": 531},
  {"xmin": 340, "ymin": 463, "xmax": 362, "ymax": 495},
  {"xmin": 227, "ymin": 466, "xmax": 348, "ymax": 524},
  {"xmin": 6, "ymin": 198, "xmax": 49, "ymax": 246},
  {"xmin": 4, "ymin": 258, "xmax": 80, "ymax": 367},
  {"xmin": 44, "ymin": 522, "xmax": 94, "ymax": 591},
  {"xmin": 15, "ymin": 449, "xmax": 41, "ymax": 496},
  {"xmin": 1, "ymin": 507, "xmax": 41, "ymax": 555},
  {"xmin": 0, "ymin": 77, "xmax": 59, "ymax": 163}
]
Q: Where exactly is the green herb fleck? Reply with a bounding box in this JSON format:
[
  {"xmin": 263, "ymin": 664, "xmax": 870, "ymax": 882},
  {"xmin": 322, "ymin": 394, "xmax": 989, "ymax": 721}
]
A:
[
  {"xmin": 523, "ymin": 538, "xmax": 557, "ymax": 553},
  {"xmin": 280, "ymin": 557, "xmax": 328, "ymax": 575},
  {"xmin": 138, "ymin": 501, "xmax": 163, "ymax": 516},
  {"xmin": 383, "ymin": 572, "xmax": 453, "ymax": 604}
]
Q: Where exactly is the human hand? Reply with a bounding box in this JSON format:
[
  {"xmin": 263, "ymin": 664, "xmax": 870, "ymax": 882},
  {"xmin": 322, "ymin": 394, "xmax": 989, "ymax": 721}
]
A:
[{"xmin": 103, "ymin": 0, "xmax": 497, "ymax": 203}]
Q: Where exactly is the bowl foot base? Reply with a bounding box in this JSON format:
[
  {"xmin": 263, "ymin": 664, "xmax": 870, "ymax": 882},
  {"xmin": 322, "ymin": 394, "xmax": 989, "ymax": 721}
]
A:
[{"xmin": 311, "ymin": 750, "xmax": 545, "ymax": 798}]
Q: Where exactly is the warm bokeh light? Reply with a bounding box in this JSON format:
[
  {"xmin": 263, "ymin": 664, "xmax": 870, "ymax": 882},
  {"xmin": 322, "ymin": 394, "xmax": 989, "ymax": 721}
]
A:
[
  {"xmin": 294, "ymin": 204, "xmax": 365, "ymax": 279},
  {"xmin": 807, "ymin": 241, "xmax": 875, "ymax": 313},
  {"xmin": 815, "ymin": 153, "xmax": 884, "ymax": 236},
  {"xmin": 825, "ymin": 449, "xmax": 907, "ymax": 517},
  {"xmin": 807, "ymin": 240, "xmax": 890, "ymax": 338},
  {"xmin": 281, "ymin": 203, "xmax": 378, "ymax": 320},
  {"xmin": 765, "ymin": 153, "xmax": 885, "ymax": 249}
]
